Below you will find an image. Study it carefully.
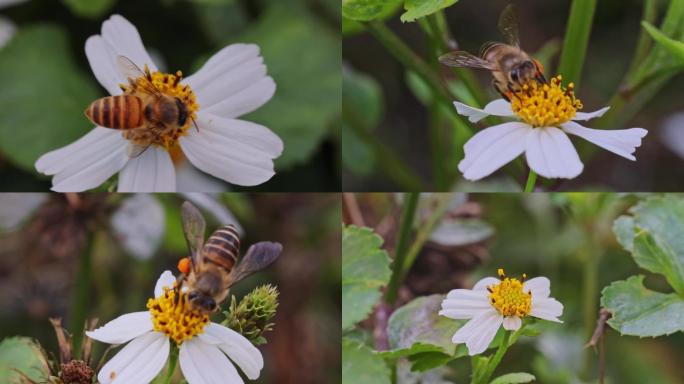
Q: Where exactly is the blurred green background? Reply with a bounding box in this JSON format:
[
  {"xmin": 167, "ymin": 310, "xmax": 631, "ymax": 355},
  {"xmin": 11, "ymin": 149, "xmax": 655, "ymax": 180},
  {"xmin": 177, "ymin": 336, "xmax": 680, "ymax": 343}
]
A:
[
  {"xmin": 0, "ymin": 193, "xmax": 341, "ymax": 383},
  {"xmin": 0, "ymin": 0, "xmax": 341, "ymax": 191},
  {"xmin": 343, "ymin": 0, "xmax": 684, "ymax": 192},
  {"xmin": 343, "ymin": 193, "xmax": 684, "ymax": 383}
]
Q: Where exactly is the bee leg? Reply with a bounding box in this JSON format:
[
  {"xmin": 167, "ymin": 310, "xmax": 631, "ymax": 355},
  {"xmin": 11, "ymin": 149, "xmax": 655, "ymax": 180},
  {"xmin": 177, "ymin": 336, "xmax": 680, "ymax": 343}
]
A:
[
  {"xmin": 507, "ymin": 84, "xmax": 522, "ymax": 101},
  {"xmin": 536, "ymin": 73, "xmax": 547, "ymax": 84},
  {"xmin": 492, "ymin": 80, "xmax": 510, "ymax": 102},
  {"xmin": 174, "ymin": 274, "xmax": 186, "ymax": 306}
]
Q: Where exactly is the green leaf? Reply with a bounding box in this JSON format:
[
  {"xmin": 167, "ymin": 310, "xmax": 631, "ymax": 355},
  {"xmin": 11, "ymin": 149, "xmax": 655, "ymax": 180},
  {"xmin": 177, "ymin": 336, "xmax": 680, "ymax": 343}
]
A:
[
  {"xmin": 342, "ymin": 225, "xmax": 391, "ymax": 330},
  {"xmin": 62, "ymin": 0, "xmax": 116, "ymax": 18},
  {"xmin": 342, "ymin": 0, "xmax": 402, "ymax": 22},
  {"xmin": 0, "ymin": 24, "xmax": 99, "ymax": 173},
  {"xmin": 613, "ymin": 215, "xmax": 635, "ymax": 252},
  {"xmin": 642, "ymin": 21, "xmax": 684, "ymax": 63},
  {"xmin": 601, "ymin": 275, "xmax": 684, "ymax": 337},
  {"xmin": 342, "ymin": 67, "xmax": 383, "ymax": 175},
  {"xmin": 237, "ymin": 2, "xmax": 340, "ymax": 168},
  {"xmin": 342, "ymin": 338, "xmax": 391, "ymax": 384},
  {"xmin": 385, "ymin": 294, "xmax": 467, "ymax": 357},
  {"xmin": 406, "ymin": 351, "xmax": 452, "ymax": 372},
  {"xmin": 400, "ymin": 0, "xmax": 458, "ymax": 23},
  {"xmin": 0, "ymin": 337, "xmax": 50, "ymax": 383},
  {"xmin": 490, "ymin": 372, "xmax": 536, "ymax": 384}
]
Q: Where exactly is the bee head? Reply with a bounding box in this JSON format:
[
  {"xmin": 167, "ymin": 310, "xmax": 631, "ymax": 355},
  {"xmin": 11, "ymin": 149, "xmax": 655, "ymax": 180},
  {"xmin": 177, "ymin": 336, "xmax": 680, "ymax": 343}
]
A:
[{"xmin": 187, "ymin": 291, "xmax": 216, "ymax": 313}]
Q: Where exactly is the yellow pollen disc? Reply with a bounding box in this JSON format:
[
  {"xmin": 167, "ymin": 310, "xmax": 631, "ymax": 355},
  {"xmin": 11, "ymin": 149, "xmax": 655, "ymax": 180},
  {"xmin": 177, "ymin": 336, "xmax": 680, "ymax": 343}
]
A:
[
  {"xmin": 147, "ymin": 286, "xmax": 209, "ymax": 345},
  {"xmin": 121, "ymin": 66, "xmax": 200, "ymax": 151},
  {"xmin": 509, "ymin": 75, "xmax": 583, "ymax": 128},
  {"xmin": 488, "ymin": 269, "xmax": 532, "ymax": 318}
]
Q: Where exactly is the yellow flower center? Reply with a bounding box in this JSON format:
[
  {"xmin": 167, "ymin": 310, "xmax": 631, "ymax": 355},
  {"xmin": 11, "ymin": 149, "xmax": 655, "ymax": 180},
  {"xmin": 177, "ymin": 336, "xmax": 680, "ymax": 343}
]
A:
[
  {"xmin": 120, "ymin": 66, "xmax": 199, "ymax": 151},
  {"xmin": 146, "ymin": 286, "xmax": 209, "ymax": 345},
  {"xmin": 509, "ymin": 75, "xmax": 583, "ymax": 128},
  {"xmin": 487, "ymin": 269, "xmax": 532, "ymax": 317}
]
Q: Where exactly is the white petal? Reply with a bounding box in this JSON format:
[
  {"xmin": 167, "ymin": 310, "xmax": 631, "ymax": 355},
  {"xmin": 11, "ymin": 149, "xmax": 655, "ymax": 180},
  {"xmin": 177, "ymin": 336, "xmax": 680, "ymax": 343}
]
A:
[
  {"xmin": 86, "ymin": 311, "xmax": 152, "ymax": 344},
  {"xmin": 530, "ymin": 297, "xmax": 564, "ymax": 323},
  {"xmin": 154, "ymin": 270, "xmax": 176, "ymax": 298},
  {"xmin": 100, "ymin": 15, "xmax": 157, "ymax": 74},
  {"xmin": 0, "ymin": 16, "xmax": 17, "ymax": 49},
  {"xmin": 454, "ymin": 99, "xmax": 515, "ymax": 123},
  {"xmin": 525, "ymin": 127, "xmax": 583, "ymax": 179},
  {"xmin": 523, "ymin": 277, "xmax": 550, "ymax": 299},
  {"xmin": 202, "ymin": 77, "xmax": 276, "ymax": 119},
  {"xmin": 110, "ymin": 194, "xmax": 165, "ymax": 260},
  {"xmin": 35, "ymin": 127, "xmax": 129, "ymax": 192},
  {"xmin": 117, "ymin": 146, "xmax": 176, "ymax": 192},
  {"xmin": 472, "ymin": 277, "xmax": 500, "ymax": 291},
  {"xmin": 440, "ymin": 290, "xmax": 491, "ymax": 320},
  {"xmin": 85, "ymin": 36, "xmax": 124, "ymax": 95},
  {"xmin": 660, "ymin": 112, "xmax": 684, "ymax": 159},
  {"xmin": 176, "ymin": 163, "xmax": 228, "ymax": 192},
  {"xmin": 561, "ymin": 121, "xmax": 648, "ymax": 161},
  {"xmin": 184, "ymin": 44, "xmax": 261, "ymax": 90},
  {"xmin": 502, "ymin": 316, "xmax": 522, "ymax": 331},
  {"xmin": 180, "ymin": 114, "xmax": 282, "ymax": 186},
  {"xmin": 180, "ymin": 338, "xmax": 244, "ymax": 384},
  {"xmin": 452, "ymin": 309, "xmax": 502, "ymax": 355},
  {"xmin": 573, "ymin": 106, "xmax": 610, "ymax": 121},
  {"xmin": 197, "ymin": 323, "xmax": 263, "ymax": 380},
  {"xmin": 97, "ymin": 331, "xmax": 168, "ymax": 384},
  {"xmin": 458, "ymin": 122, "xmax": 529, "ymax": 180}
]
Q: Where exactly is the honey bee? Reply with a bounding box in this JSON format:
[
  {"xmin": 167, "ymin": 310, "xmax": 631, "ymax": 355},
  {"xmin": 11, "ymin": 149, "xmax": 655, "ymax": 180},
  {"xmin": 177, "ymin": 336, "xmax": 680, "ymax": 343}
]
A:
[
  {"xmin": 439, "ymin": 4, "xmax": 546, "ymax": 101},
  {"xmin": 84, "ymin": 56, "xmax": 196, "ymax": 158},
  {"xmin": 177, "ymin": 201, "xmax": 282, "ymax": 314}
]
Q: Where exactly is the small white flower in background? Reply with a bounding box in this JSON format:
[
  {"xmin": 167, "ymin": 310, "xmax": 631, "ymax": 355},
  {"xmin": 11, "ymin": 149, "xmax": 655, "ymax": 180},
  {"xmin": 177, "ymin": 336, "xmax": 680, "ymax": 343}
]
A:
[
  {"xmin": 0, "ymin": 0, "xmax": 28, "ymax": 49},
  {"xmin": 455, "ymin": 76, "xmax": 647, "ymax": 181},
  {"xmin": 87, "ymin": 271, "xmax": 263, "ymax": 383},
  {"xmin": 660, "ymin": 111, "xmax": 684, "ymax": 159},
  {"xmin": 0, "ymin": 193, "xmax": 47, "ymax": 231},
  {"xmin": 110, "ymin": 194, "xmax": 165, "ymax": 260},
  {"xmin": 36, "ymin": 14, "xmax": 283, "ymax": 192},
  {"xmin": 440, "ymin": 268, "xmax": 563, "ymax": 355},
  {"xmin": 181, "ymin": 192, "xmax": 243, "ymax": 235}
]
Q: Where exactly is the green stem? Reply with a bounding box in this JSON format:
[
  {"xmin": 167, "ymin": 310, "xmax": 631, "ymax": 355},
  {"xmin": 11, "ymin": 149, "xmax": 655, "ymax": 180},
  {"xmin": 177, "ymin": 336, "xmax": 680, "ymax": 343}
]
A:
[
  {"xmin": 477, "ymin": 331, "xmax": 512, "ymax": 384},
  {"xmin": 524, "ymin": 170, "xmax": 537, "ymax": 192},
  {"xmin": 365, "ymin": 20, "xmax": 470, "ymax": 132},
  {"xmin": 400, "ymin": 194, "xmax": 452, "ymax": 278},
  {"xmin": 342, "ymin": 103, "xmax": 424, "ymax": 190},
  {"xmin": 385, "ymin": 192, "xmax": 420, "ymax": 305},
  {"xmin": 581, "ymin": 239, "xmax": 600, "ymax": 380},
  {"xmin": 162, "ymin": 345, "xmax": 179, "ymax": 384},
  {"xmin": 626, "ymin": 0, "xmax": 659, "ymax": 75},
  {"xmin": 557, "ymin": 0, "xmax": 597, "ymax": 88},
  {"xmin": 71, "ymin": 234, "xmax": 95, "ymax": 359}
]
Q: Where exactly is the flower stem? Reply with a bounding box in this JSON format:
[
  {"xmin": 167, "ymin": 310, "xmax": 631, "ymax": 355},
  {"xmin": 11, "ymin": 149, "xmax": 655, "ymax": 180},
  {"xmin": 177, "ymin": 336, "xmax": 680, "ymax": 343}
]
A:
[
  {"xmin": 70, "ymin": 234, "xmax": 95, "ymax": 359},
  {"xmin": 581, "ymin": 239, "xmax": 600, "ymax": 380},
  {"xmin": 477, "ymin": 331, "xmax": 512, "ymax": 384},
  {"xmin": 385, "ymin": 192, "xmax": 420, "ymax": 305},
  {"xmin": 524, "ymin": 170, "xmax": 537, "ymax": 192},
  {"xmin": 557, "ymin": 0, "xmax": 597, "ymax": 89},
  {"xmin": 162, "ymin": 345, "xmax": 179, "ymax": 384}
]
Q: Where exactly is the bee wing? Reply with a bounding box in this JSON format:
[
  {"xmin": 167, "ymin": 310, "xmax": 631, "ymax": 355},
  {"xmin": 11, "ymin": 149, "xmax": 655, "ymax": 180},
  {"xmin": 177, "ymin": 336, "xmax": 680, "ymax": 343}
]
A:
[
  {"xmin": 117, "ymin": 55, "xmax": 163, "ymax": 97},
  {"xmin": 181, "ymin": 201, "xmax": 207, "ymax": 274},
  {"xmin": 226, "ymin": 241, "xmax": 282, "ymax": 287},
  {"xmin": 439, "ymin": 51, "xmax": 499, "ymax": 70},
  {"xmin": 498, "ymin": 4, "xmax": 520, "ymax": 47},
  {"xmin": 126, "ymin": 143, "xmax": 151, "ymax": 158}
]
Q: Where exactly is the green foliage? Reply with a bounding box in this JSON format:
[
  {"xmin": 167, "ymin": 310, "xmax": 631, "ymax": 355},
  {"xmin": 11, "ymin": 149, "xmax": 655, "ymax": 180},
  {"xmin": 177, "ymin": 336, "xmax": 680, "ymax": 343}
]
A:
[
  {"xmin": 490, "ymin": 372, "xmax": 536, "ymax": 384},
  {"xmin": 222, "ymin": 284, "xmax": 279, "ymax": 345},
  {"xmin": 342, "ymin": 67, "xmax": 383, "ymax": 175},
  {"xmin": 400, "ymin": 0, "xmax": 458, "ymax": 23},
  {"xmin": 342, "ymin": 225, "xmax": 392, "ymax": 330},
  {"xmin": 603, "ymin": 196, "xmax": 684, "ymax": 337},
  {"xmin": 0, "ymin": 24, "xmax": 99, "ymax": 173},
  {"xmin": 601, "ymin": 275, "xmax": 684, "ymax": 337},
  {"xmin": 237, "ymin": 2, "xmax": 340, "ymax": 168},
  {"xmin": 0, "ymin": 337, "xmax": 49, "ymax": 383},
  {"xmin": 342, "ymin": 0, "xmax": 402, "ymax": 22},
  {"xmin": 641, "ymin": 21, "xmax": 684, "ymax": 63},
  {"xmin": 342, "ymin": 338, "xmax": 391, "ymax": 384},
  {"xmin": 62, "ymin": 0, "xmax": 116, "ymax": 18},
  {"xmin": 556, "ymin": 0, "xmax": 597, "ymax": 88}
]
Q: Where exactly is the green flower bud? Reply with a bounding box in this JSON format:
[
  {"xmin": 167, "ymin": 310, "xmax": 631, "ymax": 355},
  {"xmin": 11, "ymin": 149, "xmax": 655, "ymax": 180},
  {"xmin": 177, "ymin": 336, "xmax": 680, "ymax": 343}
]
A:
[{"xmin": 222, "ymin": 284, "xmax": 279, "ymax": 345}]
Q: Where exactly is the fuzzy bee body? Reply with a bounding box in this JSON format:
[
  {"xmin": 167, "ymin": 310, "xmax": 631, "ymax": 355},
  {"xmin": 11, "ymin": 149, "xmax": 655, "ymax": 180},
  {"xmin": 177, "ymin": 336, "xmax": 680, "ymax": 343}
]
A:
[
  {"xmin": 85, "ymin": 95, "xmax": 144, "ymax": 129},
  {"xmin": 201, "ymin": 224, "xmax": 240, "ymax": 273}
]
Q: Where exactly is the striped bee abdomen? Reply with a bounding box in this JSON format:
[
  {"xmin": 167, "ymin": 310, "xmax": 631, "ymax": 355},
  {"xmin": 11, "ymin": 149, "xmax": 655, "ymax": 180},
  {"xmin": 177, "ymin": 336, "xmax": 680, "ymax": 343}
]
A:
[
  {"xmin": 202, "ymin": 224, "xmax": 240, "ymax": 272},
  {"xmin": 85, "ymin": 95, "xmax": 144, "ymax": 129}
]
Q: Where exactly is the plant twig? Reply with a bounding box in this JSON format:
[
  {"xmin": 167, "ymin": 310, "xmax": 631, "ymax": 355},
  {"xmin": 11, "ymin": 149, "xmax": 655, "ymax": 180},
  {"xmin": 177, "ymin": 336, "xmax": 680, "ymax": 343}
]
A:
[
  {"xmin": 586, "ymin": 308, "xmax": 612, "ymax": 384},
  {"xmin": 385, "ymin": 192, "xmax": 420, "ymax": 304},
  {"xmin": 343, "ymin": 193, "xmax": 366, "ymax": 227},
  {"xmin": 70, "ymin": 234, "xmax": 95, "ymax": 359}
]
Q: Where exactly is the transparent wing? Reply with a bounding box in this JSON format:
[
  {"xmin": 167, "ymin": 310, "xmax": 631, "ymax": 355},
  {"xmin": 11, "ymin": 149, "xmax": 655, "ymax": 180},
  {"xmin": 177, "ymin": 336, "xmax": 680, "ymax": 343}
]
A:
[
  {"xmin": 498, "ymin": 4, "xmax": 520, "ymax": 47},
  {"xmin": 226, "ymin": 241, "xmax": 282, "ymax": 287},
  {"xmin": 181, "ymin": 201, "xmax": 206, "ymax": 273},
  {"xmin": 439, "ymin": 51, "xmax": 499, "ymax": 70},
  {"xmin": 117, "ymin": 55, "xmax": 162, "ymax": 97},
  {"xmin": 126, "ymin": 143, "xmax": 151, "ymax": 158}
]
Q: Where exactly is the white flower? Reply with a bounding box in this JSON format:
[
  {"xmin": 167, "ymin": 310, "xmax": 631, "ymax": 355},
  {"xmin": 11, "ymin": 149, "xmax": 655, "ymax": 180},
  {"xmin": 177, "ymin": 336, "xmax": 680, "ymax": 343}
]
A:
[
  {"xmin": 36, "ymin": 14, "xmax": 283, "ymax": 192},
  {"xmin": 86, "ymin": 271, "xmax": 264, "ymax": 384},
  {"xmin": 440, "ymin": 269, "xmax": 563, "ymax": 356},
  {"xmin": 455, "ymin": 76, "xmax": 647, "ymax": 181},
  {"xmin": 110, "ymin": 194, "xmax": 165, "ymax": 260}
]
